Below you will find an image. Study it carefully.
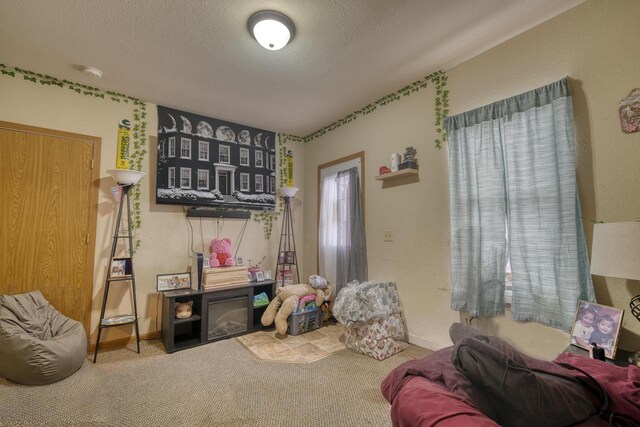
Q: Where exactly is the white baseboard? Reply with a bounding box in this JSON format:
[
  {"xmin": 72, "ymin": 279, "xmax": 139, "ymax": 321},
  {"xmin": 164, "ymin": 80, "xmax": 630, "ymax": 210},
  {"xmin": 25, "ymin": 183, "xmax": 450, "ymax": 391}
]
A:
[{"xmin": 408, "ymin": 332, "xmax": 450, "ymax": 352}]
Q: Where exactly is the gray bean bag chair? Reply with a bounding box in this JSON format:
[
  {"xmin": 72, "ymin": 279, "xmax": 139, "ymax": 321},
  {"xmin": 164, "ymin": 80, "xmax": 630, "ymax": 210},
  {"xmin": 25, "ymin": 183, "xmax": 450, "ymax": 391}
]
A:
[{"xmin": 0, "ymin": 290, "xmax": 87, "ymax": 385}]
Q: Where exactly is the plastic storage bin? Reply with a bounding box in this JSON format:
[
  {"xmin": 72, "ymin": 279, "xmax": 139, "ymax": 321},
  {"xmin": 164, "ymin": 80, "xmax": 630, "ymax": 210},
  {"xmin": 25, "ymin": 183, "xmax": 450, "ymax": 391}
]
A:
[{"xmin": 288, "ymin": 308, "xmax": 323, "ymax": 335}]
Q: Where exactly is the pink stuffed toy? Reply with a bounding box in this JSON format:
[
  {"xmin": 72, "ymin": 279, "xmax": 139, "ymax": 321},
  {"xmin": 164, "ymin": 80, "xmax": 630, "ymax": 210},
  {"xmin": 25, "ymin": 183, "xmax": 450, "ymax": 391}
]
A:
[{"xmin": 209, "ymin": 237, "xmax": 235, "ymax": 267}]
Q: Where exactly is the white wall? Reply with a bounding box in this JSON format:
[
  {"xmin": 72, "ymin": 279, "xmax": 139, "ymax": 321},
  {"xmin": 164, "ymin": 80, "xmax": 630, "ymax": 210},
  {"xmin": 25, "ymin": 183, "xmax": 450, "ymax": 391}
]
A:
[
  {"xmin": 303, "ymin": 0, "xmax": 640, "ymax": 359},
  {"xmin": 0, "ymin": 76, "xmax": 304, "ymax": 343}
]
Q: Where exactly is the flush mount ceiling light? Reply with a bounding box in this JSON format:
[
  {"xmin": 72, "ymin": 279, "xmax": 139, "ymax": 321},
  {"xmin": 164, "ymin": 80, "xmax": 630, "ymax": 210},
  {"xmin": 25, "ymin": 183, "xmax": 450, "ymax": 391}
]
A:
[
  {"xmin": 248, "ymin": 10, "xmax": 295, "ymax": 51},
  {"xmin": 82, "ymin": 66, "xmax": 103, "ymax": 78}
]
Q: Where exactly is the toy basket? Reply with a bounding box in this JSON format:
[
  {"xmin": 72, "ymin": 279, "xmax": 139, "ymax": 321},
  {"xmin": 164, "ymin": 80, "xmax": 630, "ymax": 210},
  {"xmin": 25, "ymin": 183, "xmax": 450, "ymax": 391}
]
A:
[{"xmin": 288, "ymin": 308, "xmax": 323, "ymax": 336}]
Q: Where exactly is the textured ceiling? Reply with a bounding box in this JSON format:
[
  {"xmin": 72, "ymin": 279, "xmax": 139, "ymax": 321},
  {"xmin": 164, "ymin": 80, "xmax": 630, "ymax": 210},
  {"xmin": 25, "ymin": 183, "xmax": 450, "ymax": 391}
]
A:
[{"xmin": 0, "ymin": 0, "xmax": 584, "ymax": 136}]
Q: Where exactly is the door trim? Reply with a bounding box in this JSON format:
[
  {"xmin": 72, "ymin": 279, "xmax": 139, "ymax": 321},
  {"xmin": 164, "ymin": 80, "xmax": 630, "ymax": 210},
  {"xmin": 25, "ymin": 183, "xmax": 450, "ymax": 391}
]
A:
[{"xmin": 0, "ymin": 120, "xmax": 101, "ymax": 338}]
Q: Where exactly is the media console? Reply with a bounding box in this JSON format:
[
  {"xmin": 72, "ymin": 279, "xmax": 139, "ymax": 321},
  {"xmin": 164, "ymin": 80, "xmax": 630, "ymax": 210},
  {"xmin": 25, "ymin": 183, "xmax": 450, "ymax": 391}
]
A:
[{"xmin": 161, "ymin": 280, "xmax": 276, "ymax": 353}]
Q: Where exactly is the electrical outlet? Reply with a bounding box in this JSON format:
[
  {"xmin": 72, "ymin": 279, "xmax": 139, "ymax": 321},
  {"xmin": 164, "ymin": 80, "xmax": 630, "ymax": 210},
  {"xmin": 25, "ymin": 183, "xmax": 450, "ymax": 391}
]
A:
[{"xmin": 384, "ymin": 230, "xmax": 393, "ymax": 242}]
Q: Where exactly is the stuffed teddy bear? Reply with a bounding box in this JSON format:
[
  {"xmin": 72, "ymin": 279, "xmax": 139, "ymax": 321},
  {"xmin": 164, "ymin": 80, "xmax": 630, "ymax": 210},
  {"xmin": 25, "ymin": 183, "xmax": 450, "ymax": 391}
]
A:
[
  {"xmin": 209, "ymin": 237, "xmax": 235, "ymax": 267},
  {"xmin": 261, "ymin": 283, "xmax": 332, "ymax": 335}
]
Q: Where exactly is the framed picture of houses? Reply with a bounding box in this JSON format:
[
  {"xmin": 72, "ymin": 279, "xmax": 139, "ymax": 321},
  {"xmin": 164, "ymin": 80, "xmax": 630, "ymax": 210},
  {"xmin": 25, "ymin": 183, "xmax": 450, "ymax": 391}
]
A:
[{"xmin": 156, "ymin": 105, "xmax": 277, "ymax": 210}]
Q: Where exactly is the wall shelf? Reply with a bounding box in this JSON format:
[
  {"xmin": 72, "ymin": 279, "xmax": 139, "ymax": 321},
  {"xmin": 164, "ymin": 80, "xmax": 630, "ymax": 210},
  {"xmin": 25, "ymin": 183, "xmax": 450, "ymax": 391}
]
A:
[{"xmin": 375, "ymin": 168, "xmax": 418, "ymax": 181}]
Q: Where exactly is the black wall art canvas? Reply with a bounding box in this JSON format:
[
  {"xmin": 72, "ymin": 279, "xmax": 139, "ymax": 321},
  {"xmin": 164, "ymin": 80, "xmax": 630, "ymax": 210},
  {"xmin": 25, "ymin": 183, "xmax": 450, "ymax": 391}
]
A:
[{"xmin": 156, "ymin": 106, "xmax": 276, "ymax": 210}]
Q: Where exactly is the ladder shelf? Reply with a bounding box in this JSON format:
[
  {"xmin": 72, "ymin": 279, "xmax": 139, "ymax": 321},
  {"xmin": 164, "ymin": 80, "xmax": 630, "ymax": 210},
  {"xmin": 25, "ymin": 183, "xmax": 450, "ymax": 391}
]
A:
[{"xmin": 93, "ymin": 183, "xmax": 141, "ymax": 363}]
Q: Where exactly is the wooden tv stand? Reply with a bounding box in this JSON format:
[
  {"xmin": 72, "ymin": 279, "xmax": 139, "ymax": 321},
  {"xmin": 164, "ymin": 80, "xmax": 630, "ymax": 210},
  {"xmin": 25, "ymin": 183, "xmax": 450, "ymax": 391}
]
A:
[{"xmin": 161, "ymin": 280, "xmax": 276, "ymax": 353}]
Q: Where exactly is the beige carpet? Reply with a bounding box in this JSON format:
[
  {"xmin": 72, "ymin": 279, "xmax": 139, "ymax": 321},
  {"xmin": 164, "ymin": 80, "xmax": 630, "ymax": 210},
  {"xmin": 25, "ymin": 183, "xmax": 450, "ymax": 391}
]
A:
[
  {"xmin": 237, "ymin": 323, "xmax": 346, "ymax": 363},
  {"xmin": 0, "ymin": 334, "xmax": 430, "ymax": 427}
]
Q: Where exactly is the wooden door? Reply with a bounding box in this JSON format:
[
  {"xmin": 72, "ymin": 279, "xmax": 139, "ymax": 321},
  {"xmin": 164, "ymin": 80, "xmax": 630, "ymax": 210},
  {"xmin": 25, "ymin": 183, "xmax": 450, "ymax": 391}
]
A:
[{"xmin": 0, "ymin": 121, "xmax": 100, "ymax": 336}]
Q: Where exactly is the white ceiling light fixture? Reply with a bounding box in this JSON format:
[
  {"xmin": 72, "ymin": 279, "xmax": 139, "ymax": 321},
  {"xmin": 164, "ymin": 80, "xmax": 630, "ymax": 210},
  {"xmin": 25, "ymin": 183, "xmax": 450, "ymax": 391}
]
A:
[
  {"xmin": 82, "ymin": 66, "xmax": 103, "ymax": 78},
  {"xmin": 248, "ymin": 10, "xmax": 295, "ymax": 51}
]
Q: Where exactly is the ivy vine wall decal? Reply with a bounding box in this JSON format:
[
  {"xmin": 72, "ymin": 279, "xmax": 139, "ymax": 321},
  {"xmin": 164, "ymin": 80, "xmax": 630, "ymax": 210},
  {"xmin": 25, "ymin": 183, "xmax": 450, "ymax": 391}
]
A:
[
  {"xmin": 280, "ymin": 70, "xmax": 449, "ymax": 149},
  {"xmin": 253, "ymin": 133, "xmax": 291, "ymax": 239},
  {"xmin": 1, "ymin": 63, "xmax": 448, "ymax": 240},
  {"xmin": 0, "ymin": 64, "xmax": 148, "ymax": 250}
]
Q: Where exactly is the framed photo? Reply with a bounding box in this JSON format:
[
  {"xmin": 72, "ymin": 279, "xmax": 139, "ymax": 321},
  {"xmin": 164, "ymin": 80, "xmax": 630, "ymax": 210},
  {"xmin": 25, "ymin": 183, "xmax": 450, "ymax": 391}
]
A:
[
  {"xmin": 247, "ymin": 272, "xmax": 254, "ymax": 282},
  {"xmin": 236, "ymin": 256, "xmax": 244, "ymax": 266},
  {"xmin": 285, "ymin": 251, "xmax": 295, "ymax": 264},
  {"xmin": 202, "ymin": 257, "xmax": 211, "ymax": 269},
  {"xmin": 157, "ymin": 272, "xmax": 191, "ymax": 292},
  {"xmin": 570, "ymin": 300, "xmax": 624, "ymax": 359},
  {"xmin": 111, "ymin": 258, "xmax": 128, "ymax": 277},
  {"xmin": 278, "ymin": 252, "xmax": 285, "ymax": 264},
  {"xmin": 263, "ymin": 270, "xmax": 272, "ymax": 280},
  {"xmin": 255, "ymin": 271, "xmax": 264, "ymax": 282}
]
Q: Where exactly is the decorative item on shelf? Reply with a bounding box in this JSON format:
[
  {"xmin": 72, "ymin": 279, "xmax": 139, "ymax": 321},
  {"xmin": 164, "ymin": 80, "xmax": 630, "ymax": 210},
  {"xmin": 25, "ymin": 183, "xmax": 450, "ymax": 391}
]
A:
[
  {"xmin": 209, "ymin": 237, "xmax": 236, "ymax": 268},
  {"xmin": 264, "ymin": 270, "xmax": 272, "ymax": 280},
  {"xmin": 247, "ymin": 256, "xmax": 266, "ymax": 282},
  {"xmin": 157, "ymin": 272, "xmax": 191, "ymax": 292},
  {"xmin": 175, "ymin": 301, "xmax": 193, "ymax": 319},
  {"xmin": 110, "ymin": 258, "xmax": 129, "ymax": 277},
  {"xmin": 284, "ymin": 251, "xmax": 295, "ymax": 264},
  {"xmin": 619, "ymin": 88, "xmax": 640, "ymax": 133},
  {"xmin": 253, "ymin": 292, "xmax": 270, "ymax": 308},
  {"xmin": 399, "ymin": 146, "xmax": 418, "ymax": 170},
  {"xmin": 591, "ymin": 221, "xmax": 640, "ymax": 365},
  {"xmin": 569, "ymin": 300, "xmax": 623, "ymax": 360},
  {"xmin": 379, "ymin": 166, "xmax": 391, "ymax": 175},
  {"xmin": 390, "ymin": 152, "xmax": 401, "ymax": 172}
]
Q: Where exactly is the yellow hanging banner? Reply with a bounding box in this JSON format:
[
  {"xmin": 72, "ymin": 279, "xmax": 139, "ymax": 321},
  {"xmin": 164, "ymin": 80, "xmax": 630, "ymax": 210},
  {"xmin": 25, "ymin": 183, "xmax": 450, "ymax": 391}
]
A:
[
  {"xmin": 116, "ymin": 119, "xmax": 131, "ymax": 170},
  {"xmin": 285, "ymin": 150, "xmax": 293, "ymax": 186}
]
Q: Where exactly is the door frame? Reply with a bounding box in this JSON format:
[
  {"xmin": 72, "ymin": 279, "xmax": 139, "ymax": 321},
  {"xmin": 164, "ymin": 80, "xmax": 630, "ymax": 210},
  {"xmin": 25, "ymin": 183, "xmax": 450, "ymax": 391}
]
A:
[
  {"xmin": 0, "ymin": 120, "xmax": 101, "ymax": 337},
  {"xmin": 316, "ymin": 151, "xmax": 365, "ymax": 274}
]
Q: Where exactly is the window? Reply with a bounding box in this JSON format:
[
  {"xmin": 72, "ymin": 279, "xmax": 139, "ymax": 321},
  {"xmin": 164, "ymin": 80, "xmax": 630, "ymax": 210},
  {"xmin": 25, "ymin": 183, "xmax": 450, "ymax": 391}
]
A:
[
  {"xmin": 255, "ymin": 150, "xmax": 263, "ymax": 168},
  {"xmin": 270, "ymin": 176, "xmax": 275, "ymax": 193},
  {"xmin": 168, "ymin": 137, "xmax": 176, "ymax": 157},
  {"xmin": 447, "ymin": 78, "xmax": 593, "ymax": 331},
  {"xmin": 180, "ymin": 138, "xmax": 191, "ymax": 159},
  {"xmin": 168, "ymin": 167, "xmax": 175, "ymax": 188},
  {"xmin": 180, "ymin": 167, "xmax": 191, "ymax": 189},
  {"xmin": 240, "ymin": 173, "xmax": 250, "ymax": 192},
  {"xmin": 198, "ymin": 141, "xmax": 209, "ymax": 161},
  {"xmin": 239, "ymin": 148, "xmax": 250, "ymax": 166},
  {"xmin": 255, "ymin": 174, "xmax": 263, "ymax": 192},
  {"xmin": 219, "ymin": 145, "xmax": 230, "ymax": 164},
  {"xmin": 270, "ymin": 154, "xmax": 275, "ymax": 170},
  {"xmin": 197, "ymin": 169, "xmax": 209, "ymax": 190}
]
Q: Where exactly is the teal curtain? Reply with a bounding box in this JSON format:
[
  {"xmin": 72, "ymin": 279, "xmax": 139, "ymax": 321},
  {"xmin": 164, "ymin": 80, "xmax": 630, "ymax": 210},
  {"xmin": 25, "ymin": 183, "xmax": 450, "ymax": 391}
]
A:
[{"xmin": 445, "ymin": 78, "xmax": 594, "ymax": 331}]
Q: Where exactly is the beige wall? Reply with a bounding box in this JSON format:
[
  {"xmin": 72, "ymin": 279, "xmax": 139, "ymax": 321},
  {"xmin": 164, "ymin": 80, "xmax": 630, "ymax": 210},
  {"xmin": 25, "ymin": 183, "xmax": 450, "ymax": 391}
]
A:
[
  {"xmin": 303, "ymin": 0, "xmax": 640, "ymax": 359},
  {"xmin": 0, "ymin": 76, "xmax": 304, "ymax": 344},
  {"xmin": 2, "ymin": 0, "xmax": 639, "ymax": 359}
]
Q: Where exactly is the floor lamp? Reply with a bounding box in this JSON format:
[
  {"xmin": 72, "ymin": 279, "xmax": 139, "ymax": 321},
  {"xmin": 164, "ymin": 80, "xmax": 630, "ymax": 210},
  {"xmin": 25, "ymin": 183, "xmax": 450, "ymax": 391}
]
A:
[
  {"xmin": 590, "ymin": 221, "xmax": 640, "ymax": 365},
  {"xmin": 275, "ymin": 186, "xmax": 300, "ymax": 285}
]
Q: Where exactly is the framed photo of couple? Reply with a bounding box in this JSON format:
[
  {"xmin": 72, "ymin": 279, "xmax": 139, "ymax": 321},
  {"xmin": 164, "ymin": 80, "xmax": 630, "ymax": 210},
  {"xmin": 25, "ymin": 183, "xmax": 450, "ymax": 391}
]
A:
[{"xmin": 570, "ymin": 300, "xmax": 623, "ymax": 359}]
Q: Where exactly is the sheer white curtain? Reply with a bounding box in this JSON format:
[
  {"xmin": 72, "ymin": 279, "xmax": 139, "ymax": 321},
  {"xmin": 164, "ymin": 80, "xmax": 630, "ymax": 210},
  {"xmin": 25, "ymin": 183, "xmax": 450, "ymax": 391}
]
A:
[
  {"xmin": 318, "ymin": 157, "xmax": 367, "ymax": 295},
  {"xmin": 319, "ymin": 171, "xmax": 338, "ymax": 285}
]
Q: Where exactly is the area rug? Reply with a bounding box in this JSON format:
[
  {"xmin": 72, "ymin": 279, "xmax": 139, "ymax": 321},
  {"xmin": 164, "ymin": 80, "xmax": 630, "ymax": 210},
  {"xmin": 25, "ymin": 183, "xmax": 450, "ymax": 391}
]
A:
[{"xmin": 236, "ymin": 323, "xmax": 346, "ymax": 363}]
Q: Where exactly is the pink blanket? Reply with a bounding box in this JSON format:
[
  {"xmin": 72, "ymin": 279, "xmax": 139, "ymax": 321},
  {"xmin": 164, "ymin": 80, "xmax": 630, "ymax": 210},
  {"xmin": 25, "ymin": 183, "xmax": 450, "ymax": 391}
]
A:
[{"xmin": 381, "ymin": 348, "xmax": 640, "ymax": 427}]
